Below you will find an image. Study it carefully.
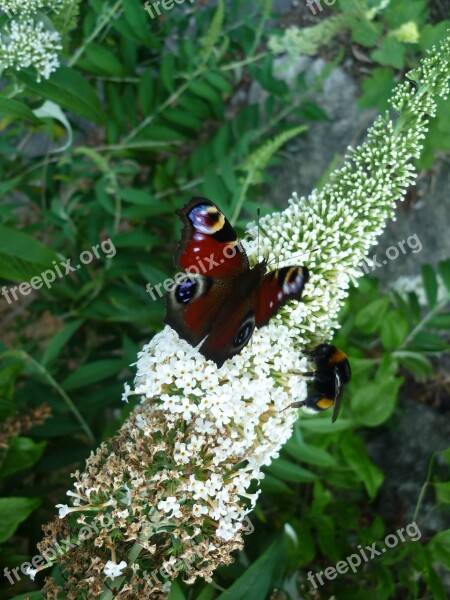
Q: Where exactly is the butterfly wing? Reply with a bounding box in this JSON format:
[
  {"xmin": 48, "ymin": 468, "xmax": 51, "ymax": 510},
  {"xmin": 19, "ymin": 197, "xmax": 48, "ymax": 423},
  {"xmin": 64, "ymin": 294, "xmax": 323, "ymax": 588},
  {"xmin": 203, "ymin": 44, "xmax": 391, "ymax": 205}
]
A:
[
  {"xmin": 174, "ymin": 197, "xmax": 249, "ymax": 277},
  {"xmin": 198, "ymin": 264, "xmax": 310, "ymax": 368},
  {"xmin": 253, "ymin": 266, "xmax": 309, "ymax": 327},
  {"xmin": 165, "ymin": 197, "xmax": 250, "ymax": 349}
]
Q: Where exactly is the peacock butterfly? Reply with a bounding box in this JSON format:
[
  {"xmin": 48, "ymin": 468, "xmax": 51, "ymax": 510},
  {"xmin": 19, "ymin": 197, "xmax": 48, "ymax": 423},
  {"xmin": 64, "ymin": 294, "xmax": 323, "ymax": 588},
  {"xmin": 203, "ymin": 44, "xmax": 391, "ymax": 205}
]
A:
[
  {"xmin": 288, "ymin": 344, "xmax": 351, "ymax": 422},
  {"xmin": 164, "ymin": 197, "xmax": 309, "ymax": 367}
]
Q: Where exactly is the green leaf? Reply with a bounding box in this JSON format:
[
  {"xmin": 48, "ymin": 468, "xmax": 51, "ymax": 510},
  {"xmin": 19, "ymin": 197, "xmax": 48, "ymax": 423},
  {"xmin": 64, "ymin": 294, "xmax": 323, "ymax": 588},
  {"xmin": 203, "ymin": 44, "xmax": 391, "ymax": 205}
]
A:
[
  {"xmin": 187, "ymin": 80, "xmax": 222, "ymax": 105},
  {"xmin": 371, "ymin": 36, "xmax": 406, "ymax": 69},
  {"xmin": 434, "ymin": 482, "xmax": 450, "ymax": 504},
  {"xmin": 167, "ymin": 581, "xmax": 186, "ymax": 600},
  {"xmin": 17, "ymin": 66, "xmax": 104, "ymax": 124},
  {"xmin": 41, "ymin": 319, "xmax": 84, "ymax": 367},
  {"xmin": 217, "ymin": 536, "xmax": 284, "ymax": 600},
  {"xmin": 83, "ymin": 43, "xmax": 127, "ymax": 77},
  {"xmin": 354, "ymin": 296, "xmax": 390, "ymax": 333},
  {"xmin": 381, "ymin": 311, "xmax": 408, "ymax": 349},
  {"xmin": 0, "ymin": 98, "xmax": 41, "ymax": 123},
  {"xmin": 283, "ymin": 438, "xmax": 336, "ymax": 467},
  {"xmin": 0, "ymin": 364, "xmax": 22, "ymax": 421},
  {"xmin": 61, "ymin": 359, "xmax": 125, "ymax": 391},
  {"xmin": 195, "ymin": 586, "xmax": 215, "ymax": 600},
  {"xmin": 0, "ymin": 225, "xmax": 58, "ymax": 282},
  {"xmin": 203, "ymin": 71, "xmax": 233, "ymax": 95},
  {"xmin": 438, "ymin": 259, "xmax": 450, "ymax": 294},
  {"xmin": 407, "ymin": 332, "xmax": 450, "ymax": 352},
  {"xmin": 259, "ymin": 474, "xmax": 293, "ymax": 495},
  {"xmin": 429, "ymin": 529, "xmax": 450, "ymax": 570},
  {"xmin": 341, "ymin": 435, "xmax": 384, "ymax": 500},
  {"xmin": 422, "ymin": 264, "xmax": 438, "ymax": 308},
  {"xmin": 266, "ymin": 457, "xmax": 317, "ymax": 482},
  {"xmin": 299, "ymin": 417, "xmax": 354, "ymax": 433},
  {"xmin": 423, "ymin": 555, "xmax": 447, "ymax": 600},
  {"xmin": 351, "ymin": 377, "xmax": 402, "ymax": 426},
  {"xmin": 139, "ymin": 68, "xmax": 154, "ymax": 115},
  {"xmin": 163, "ymin": 107, "xmax": 202, "ymax": 131},
  {"xmin": 0, "ymin": 497, "xmax": 41, "ymax": 543},
  {"xmin": 427, "ymin": 313, "xmax": 450, "ymax": 329},
  {"xmin": 161, "ymin": 55, "xmax": 176, "ymax": 94},
  {"xmin": 349, "ymin": 14, "xmax": 381, "ymax": 47},
  {"xmin": 0, "ymin": 437, "xmax": 46, "ymax": 477},
  {"xmin": 395, "ymin": 352, "xmax": 434, "ymax": 377},
  {"xmin": 358, "ymin": 67, "xmax": 397, "ymax": 111},
  {"xmin": 122, "ymin": 0, "xmax": 152, "ymax": 43}
]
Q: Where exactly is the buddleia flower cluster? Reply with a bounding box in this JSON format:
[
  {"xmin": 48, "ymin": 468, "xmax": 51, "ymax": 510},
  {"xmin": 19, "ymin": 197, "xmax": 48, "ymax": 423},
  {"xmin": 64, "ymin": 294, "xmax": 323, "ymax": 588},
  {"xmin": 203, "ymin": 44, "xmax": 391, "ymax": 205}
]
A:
[
  {"xmin": 0, "ymin": 0, "xmax": 80, "ymax": 80},
  {"xmin": 34, "ymin": 34, "xmax": 450, "ymax": 599}
]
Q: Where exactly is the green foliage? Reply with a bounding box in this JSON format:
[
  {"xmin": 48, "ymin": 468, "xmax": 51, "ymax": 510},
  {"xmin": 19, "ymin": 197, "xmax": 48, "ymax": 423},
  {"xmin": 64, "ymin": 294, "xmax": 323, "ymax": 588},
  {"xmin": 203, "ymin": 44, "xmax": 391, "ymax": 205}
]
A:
[{"xmin": 0, "ymin": 1, "xmax": 449, "ymax": 599}]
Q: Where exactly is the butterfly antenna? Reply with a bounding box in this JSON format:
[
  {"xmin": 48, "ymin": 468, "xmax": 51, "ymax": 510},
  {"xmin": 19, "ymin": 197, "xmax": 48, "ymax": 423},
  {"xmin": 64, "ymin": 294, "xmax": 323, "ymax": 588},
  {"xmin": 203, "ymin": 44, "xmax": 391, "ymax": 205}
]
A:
[
  {"xmin": 267, "ymin": 247, "xmax": 320, "ymax": 267},
  {"xmin": 257, "ymin": 207, "xmax": 261, "ymax": 263}
]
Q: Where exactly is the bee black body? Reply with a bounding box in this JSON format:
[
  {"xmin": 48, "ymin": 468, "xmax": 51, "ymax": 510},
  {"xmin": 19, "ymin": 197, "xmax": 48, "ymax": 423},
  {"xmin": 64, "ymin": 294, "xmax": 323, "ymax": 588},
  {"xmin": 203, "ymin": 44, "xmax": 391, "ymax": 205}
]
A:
[{"xmin": 291, "ymin": 344, "xmax": 351, "ymax": 422}]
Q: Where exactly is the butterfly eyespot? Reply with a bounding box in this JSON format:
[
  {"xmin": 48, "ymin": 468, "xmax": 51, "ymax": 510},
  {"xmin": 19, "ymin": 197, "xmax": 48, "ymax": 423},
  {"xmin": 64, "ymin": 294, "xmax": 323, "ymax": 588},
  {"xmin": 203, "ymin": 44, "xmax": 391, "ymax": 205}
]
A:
[
  {"xmin": 175, "ymin": 279, "xmax": 198, "ymax": 304},
  {"xmin": 233, "ymin": 314, "xmax": 256, "ymax": 349},
  {"xmin": 189, "ymin": 204, "xmax": 225, "ymax": 234},
  {"xmin": 282, "ymin": 267, "xmax": 305, "ymax": 295}
]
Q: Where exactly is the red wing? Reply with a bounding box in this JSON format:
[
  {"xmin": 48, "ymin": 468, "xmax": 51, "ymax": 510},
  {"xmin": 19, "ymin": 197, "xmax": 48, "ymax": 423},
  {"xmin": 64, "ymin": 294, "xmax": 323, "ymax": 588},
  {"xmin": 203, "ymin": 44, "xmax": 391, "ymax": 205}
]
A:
[
  {"xmin": 174, "ymin": 197, "xmax": 249, "ymax": 278},
  {"xmin": 254, "ymin": 266, "xmax": 309, "ymax": 327},
  {"xmin": 198, "ymin": 301, "xmax": 256, "ymax": 368},
  {"xmin": 164, "ymin": 275, "xmax": 230, "ymax": 348}
]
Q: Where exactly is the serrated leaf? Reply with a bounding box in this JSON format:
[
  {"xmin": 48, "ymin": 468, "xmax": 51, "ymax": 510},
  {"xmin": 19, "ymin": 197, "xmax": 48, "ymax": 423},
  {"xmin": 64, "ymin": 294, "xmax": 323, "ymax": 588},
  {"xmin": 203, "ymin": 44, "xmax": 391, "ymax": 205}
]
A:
[
  {"xmin": 371, "ymin": 36, "xmax": 406, "ymax": 69},
  {"xmin": 358, "ymin": 67, "xmax": 397, "ymax": 111}
]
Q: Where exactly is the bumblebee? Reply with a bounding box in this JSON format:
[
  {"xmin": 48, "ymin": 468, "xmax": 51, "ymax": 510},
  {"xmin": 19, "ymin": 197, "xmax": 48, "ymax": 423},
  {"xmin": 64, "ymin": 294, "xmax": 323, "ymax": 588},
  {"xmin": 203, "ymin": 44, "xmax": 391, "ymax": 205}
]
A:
[{"xmin": 289, "ymin": 344, "xmax": 351, "ymax": 422}]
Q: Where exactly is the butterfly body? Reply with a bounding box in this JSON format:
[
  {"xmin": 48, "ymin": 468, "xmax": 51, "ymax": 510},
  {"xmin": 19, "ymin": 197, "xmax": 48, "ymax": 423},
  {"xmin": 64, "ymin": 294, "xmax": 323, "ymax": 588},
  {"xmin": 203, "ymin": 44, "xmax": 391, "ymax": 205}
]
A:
[
  {"xmin": 164, "ymin": 197, "xmax": 309, "ymax": 367},
  {"xmin": 290, "ymin": 344, "xmax": 351, "ymax": 422}
]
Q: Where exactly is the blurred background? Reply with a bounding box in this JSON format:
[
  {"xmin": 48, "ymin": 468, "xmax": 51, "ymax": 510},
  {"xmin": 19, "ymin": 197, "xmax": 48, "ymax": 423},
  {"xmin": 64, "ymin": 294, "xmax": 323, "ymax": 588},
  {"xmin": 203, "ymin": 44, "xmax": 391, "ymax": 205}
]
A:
[{"xmin": 0, "ymin": 0, "xmax": 450, "ymax": 598}]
